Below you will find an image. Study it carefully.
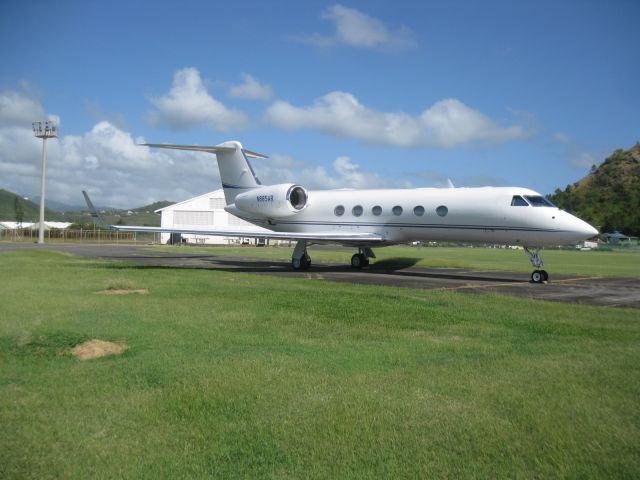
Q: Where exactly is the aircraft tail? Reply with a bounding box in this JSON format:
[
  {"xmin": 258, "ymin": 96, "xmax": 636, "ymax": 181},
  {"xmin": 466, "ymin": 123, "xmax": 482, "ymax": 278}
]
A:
[{"xmin": 140, "ymin": 140, "xmax": 266, "ymax": 204}]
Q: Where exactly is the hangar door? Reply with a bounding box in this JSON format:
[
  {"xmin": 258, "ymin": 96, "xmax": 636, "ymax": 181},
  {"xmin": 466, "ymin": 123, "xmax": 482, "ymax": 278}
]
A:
[{"xmin": 173, "ymin": 210, "xmax": 216, "ymax": 226}]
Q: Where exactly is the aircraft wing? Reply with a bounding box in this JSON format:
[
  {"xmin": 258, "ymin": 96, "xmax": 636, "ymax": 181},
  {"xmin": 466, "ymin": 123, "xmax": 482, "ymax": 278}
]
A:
[
  {"xmin": 97, "ymin": 224, "xmax": 384, "ymax": 242},
  {"xmin": 82, "ymin": 191, "xmax": 385, "ymax": 243}
]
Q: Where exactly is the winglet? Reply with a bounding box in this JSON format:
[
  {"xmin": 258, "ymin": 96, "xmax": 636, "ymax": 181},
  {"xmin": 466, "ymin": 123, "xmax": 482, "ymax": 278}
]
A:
[{"xmin": 82, "ymin": 190, "xmax": 108, "ymax": 228}]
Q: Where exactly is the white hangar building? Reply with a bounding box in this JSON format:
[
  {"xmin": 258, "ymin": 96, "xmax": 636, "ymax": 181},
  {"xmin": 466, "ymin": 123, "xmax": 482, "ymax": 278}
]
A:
[{"xmin": 155, "ymin": 189, "xmax": 280, "ymax": 245}]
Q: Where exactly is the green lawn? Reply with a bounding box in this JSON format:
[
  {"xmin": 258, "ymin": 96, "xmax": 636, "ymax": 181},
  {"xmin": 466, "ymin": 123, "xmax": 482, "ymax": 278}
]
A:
[
  {"xmin": 1, "ymin": 250, "xmax": 639, "ymax": 478},
  {"xmin": 153, "ymin": 244, "xmax": 640, "ymax": 278}
]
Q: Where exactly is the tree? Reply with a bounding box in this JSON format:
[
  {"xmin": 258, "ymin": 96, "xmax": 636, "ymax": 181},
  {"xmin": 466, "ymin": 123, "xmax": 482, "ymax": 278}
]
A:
[
  {"xmin": 547, "ymin": 144, "xmax": 640, "ymax": 236},
  {"xmin": 14, "ymin": 197, "xmax": 24, "ymax": 226}
]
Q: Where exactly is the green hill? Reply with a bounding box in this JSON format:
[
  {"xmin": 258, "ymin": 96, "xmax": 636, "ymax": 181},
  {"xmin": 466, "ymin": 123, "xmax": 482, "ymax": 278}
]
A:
[
  {"xmin": 548, "ymin": 144, "xmax": 640, "ymax": 236},
  {"xmin": 97, "ymin": 200, "xmax": 172, "ymax": 227},
  {"xmin": 0, "ymin": 189, "xmax": 172, "ymax": 227},
  {"xmin": 0, "ymin": 189, "xmax": 63, "ymax": 222},
  {"xmin": 132, "ymin": 200, "xmax": 173, "ymax": 213},
  {"xmin": 73, "ymin": 199, "xmax": 173, "ymax": 228}
]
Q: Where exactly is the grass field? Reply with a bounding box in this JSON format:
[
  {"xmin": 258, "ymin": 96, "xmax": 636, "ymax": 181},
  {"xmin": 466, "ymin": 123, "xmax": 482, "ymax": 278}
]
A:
[
  {"xmin": 153, "ymin": 244, "xmax": 640, "ymax": 278},
  {"xmin": 1, "ymin": 250, "xmax": 639, "ymax": 478}
]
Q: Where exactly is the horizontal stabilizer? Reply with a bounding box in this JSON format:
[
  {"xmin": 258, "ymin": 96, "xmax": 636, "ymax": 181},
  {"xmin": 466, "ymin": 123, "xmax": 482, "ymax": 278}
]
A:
[{"xmin": 139, "ymin": 143, "xmax": 268, "ymax": 159}]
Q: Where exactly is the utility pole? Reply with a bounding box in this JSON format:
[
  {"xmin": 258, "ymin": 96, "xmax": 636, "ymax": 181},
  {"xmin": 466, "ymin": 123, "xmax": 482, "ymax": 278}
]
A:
[{"xmin": 32, "ymin": 120, "xmax": 58, "ymax": 244}]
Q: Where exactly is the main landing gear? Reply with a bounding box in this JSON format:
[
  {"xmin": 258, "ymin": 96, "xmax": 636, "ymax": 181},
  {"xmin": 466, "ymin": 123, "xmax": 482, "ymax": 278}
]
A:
[
  {"xmin": 524, "ymin": 246, "xmax": 549, "ymax": 283},
  {"xmin": 290, "ymin": 242, "xmax": 376, "ymax": 271},
  {"xmin": 291, "ymin": 240, "xmax": 311, "ymax": 270},
  {"xmin": 350, "ymin": 247, "xmax": 375, "ymax": 269}
]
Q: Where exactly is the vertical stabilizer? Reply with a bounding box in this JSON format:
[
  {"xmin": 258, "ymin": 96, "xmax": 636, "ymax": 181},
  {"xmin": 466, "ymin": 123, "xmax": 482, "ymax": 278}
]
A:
[
  {"xmin": 213, "ymin": 141, "xmax": 262, "ymax": 204},
  {"xmin": 140, "ymin": 140, "xmax": 267, "ymax": 204}
]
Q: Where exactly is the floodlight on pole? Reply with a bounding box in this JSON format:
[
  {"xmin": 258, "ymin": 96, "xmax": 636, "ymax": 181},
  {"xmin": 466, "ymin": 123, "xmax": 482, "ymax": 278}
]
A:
[{"xmin": 32, "ymin": 120, "xmax": 58, "ymax": 244}]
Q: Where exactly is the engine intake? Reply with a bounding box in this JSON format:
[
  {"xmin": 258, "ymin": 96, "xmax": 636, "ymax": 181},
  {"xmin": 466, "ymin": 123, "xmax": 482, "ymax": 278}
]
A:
[
  {"xmin": 234, "ymin": 184, "xmax": 308, "ymax": 218},
  {"xmin": 288, "ymin": 185, "xmax": 307, "ymax": 210}
]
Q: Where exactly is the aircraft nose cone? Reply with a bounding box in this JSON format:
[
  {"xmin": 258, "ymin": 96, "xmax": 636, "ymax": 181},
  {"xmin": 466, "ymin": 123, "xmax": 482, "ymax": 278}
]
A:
[
  {"xmin": 585, "ymin": 223, "xmax": 599, "ymax": 237},
  {"xmin": 562, "ymin": 212, "xmax": 598, "ymax": 241},
  {"xmin": 577, "ymin": 219, "xmax": 598, "ymax": 238}
]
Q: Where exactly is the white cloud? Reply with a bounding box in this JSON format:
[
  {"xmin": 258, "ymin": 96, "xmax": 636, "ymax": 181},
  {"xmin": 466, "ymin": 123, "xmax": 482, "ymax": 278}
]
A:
[
  {"xmin": 228, "ymin": 73, "xmax": 273, "ymax": 100},
  {"xmin": 0, "ymin": 88, "xmax": 224, "ymax": 208},
  {"xmin": 148, "ymin": 67, "xmax": 248, "ymax": 131},
  {"xmin": 0, "ymin": 87, "xmax": 57, "ymax": 128},
  {"xmin": 296, "ymin": 4, "xmax": 415, "ymax": 50},
  {"xmin": 265, "ymin": 91, "xmax": 526, "ymax": 148},
  {"xmin": 253, "ymin": 153, "xmax": 409, "ymax": 190}
]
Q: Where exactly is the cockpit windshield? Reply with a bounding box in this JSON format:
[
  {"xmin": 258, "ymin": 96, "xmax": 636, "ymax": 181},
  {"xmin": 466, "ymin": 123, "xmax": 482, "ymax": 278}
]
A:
[
  {"xmin": 524, "ymin": 195, "xmax": 555, "ymax": 207},
  {"xmin": 511, "ymin": 195, "xmax": 529, "ymax": 206}
]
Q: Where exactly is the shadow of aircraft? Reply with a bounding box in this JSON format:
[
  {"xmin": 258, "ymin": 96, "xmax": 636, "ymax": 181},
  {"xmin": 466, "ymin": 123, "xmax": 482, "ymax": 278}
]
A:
[{"xmin": 97, "ymin": 253, "xmax": 525, "ymax": 284}]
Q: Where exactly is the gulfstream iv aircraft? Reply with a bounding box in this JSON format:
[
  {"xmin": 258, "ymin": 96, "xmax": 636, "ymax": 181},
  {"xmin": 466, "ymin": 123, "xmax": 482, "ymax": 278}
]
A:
[{"xmin": 83, "ymin": 141, "xmax": 598, "ymax": 283}]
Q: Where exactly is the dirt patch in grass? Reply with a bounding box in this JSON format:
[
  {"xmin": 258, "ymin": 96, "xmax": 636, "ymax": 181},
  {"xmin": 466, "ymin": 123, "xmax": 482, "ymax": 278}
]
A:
[
  {"xmin": 99, "ymin": 278, "xmax": 146, "ymax": 295},
  {"xmin": 96, "ymin": 288, "xmax": 149, "ymax": 295},
  {"xmin": 71, "ymin": 339, "xmax": 127, "ymax": 360}
]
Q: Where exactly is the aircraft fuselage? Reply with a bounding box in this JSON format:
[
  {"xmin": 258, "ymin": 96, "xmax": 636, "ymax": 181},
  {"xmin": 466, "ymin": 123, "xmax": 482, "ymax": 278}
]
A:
[{"xmin": 228, "ymin": 186, "xmax": 597, "ymax": 247}]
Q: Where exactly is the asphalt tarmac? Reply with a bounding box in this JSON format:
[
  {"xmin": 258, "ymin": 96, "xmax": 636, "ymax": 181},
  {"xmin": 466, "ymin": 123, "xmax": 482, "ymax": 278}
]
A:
[{"xmin": 2, "ymin": 243, "xmax": 639, "ymax": 309}]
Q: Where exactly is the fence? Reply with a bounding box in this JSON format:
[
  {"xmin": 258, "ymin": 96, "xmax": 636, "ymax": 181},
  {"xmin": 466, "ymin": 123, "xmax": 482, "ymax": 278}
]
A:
[{"xmin": 0, "ymin": 228, "xmax": 161, "ymax": 244}]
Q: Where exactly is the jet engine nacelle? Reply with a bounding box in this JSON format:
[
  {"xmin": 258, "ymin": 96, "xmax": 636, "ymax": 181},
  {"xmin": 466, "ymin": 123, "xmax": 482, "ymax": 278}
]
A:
[{"xmin": 234, "ymin": 183, "xmax": 308, "ymax": 218}]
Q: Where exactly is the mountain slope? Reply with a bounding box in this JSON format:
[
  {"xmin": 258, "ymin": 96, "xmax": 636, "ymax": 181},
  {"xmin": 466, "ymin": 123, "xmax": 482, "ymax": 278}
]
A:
[
  {"xmin": 548, "ymin": 144, "xmax": 640, "ymax": 236},
  {"xmin": 0, "ymin": 189, "xmax": 63, "ymax": 222},
  {"xmin": 131, "ymin": 200, "xmax": 174, "ymax": 213},
  {"xmin": 0, "ymin": 188, "xmax": 172, "ymax": 227}
]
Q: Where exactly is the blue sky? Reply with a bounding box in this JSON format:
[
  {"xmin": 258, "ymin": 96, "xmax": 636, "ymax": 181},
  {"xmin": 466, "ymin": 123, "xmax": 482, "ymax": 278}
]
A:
[{"xmin": 0, "ymin": 0, "xmax": 638, "ymax": 208}]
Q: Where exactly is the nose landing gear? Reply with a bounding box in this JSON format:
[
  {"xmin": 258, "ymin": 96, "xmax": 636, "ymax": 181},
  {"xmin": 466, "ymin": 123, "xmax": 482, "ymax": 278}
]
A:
[
  {"xmin": 524, "ymin": 246, "xmax": 549, "ymax": 283},
  {"xmin": 530, "ymin": 269, "xmax": 549, "ymax": 283}
]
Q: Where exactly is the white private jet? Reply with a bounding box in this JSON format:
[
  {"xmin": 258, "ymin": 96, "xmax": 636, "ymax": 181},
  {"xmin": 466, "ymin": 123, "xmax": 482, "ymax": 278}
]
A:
[{"xmin": 83, "ymin": 140, "xmax": 598, "ymax": 283}]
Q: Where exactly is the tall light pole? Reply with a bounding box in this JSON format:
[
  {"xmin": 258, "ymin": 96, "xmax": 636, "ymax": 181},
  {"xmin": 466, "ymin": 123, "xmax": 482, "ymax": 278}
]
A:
[{"xmin": 32, "ymin": 120, "xmax": 58, "ymax": 244}]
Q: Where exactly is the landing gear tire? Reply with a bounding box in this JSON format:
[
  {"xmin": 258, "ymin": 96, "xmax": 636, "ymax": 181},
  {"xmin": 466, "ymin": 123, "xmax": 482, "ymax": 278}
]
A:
[
  {"xmin": 351, "ymin": 253, "xmax": 369, "ymax": 269},
  {"xmin": 292, "ymin": 256, "xmax": 311, "ymax": 270},
  {"xmin": 525, "ymin": 247, "xmax": 548, "ymax": 283},
  {"xmin": 291, "ymin": 240, "xmax": 311, "ymax": 271},
  {"xmin": 531, "ymin": 269, "xmax": 547, "ymax": 283}
]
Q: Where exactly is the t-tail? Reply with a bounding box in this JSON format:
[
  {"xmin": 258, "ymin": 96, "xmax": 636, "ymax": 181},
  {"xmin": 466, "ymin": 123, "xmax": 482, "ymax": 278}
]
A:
[{"xmin": 140, "ymin": 140, "xmax": 266, "ymax": 204}]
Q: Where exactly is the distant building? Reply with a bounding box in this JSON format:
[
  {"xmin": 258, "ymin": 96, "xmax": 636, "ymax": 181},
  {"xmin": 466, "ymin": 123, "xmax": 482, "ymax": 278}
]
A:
[
  {"xmin": 575, "ymin": 240, "xmax": 599, "ymax": 250},
  {"xmin": 155, "ymin": 189, "xmax": 280, "ymax": 245},
  {"xmin": 601, "ymin": 231, "xmax": 637, "ymax": 244}
]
